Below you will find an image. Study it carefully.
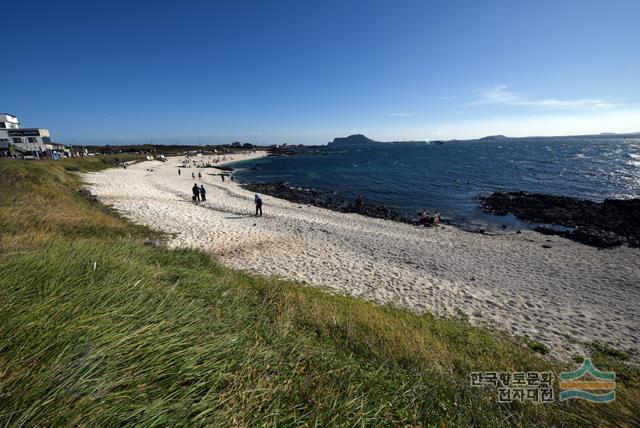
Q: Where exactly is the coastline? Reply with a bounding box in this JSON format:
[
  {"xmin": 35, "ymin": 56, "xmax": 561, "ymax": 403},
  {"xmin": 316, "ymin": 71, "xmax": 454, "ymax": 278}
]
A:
[{"xmin": 84, "ymin": 154, "xmax": 640, "ymax": 360}]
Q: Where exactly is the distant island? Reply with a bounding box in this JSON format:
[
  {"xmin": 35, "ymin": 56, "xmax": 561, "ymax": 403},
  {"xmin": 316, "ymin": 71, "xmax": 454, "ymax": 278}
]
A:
[
  {"xmin": 431, "ymin": 131, "xmax": 640, "ymax": 145},
  {"xmin": 328, "ymin": 131, "xmax": 640, "ymax": 147},
  {"xmin": 328, "ymin": 134, "xmax": 428, "ymax": 147}
]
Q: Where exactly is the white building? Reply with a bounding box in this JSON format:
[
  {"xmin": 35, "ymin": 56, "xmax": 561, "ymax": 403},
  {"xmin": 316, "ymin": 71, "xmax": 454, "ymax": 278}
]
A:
[
  {"xmin": 0, "ymin": 113, "xmax": 21, "ymax": 129},
  {"xmin": 0, "ymin": 113, "xmax": 63, "ymax": 157}
]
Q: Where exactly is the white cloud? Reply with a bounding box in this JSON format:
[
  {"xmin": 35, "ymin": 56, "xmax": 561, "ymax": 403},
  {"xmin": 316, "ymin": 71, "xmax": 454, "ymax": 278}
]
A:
[
  {"xmin": 389, "ymin": 112, "xmax": 413, "ymax": 117},
  {"xmin": 469, "ymin": 84, "xmax": 623, "ymax": 111}
]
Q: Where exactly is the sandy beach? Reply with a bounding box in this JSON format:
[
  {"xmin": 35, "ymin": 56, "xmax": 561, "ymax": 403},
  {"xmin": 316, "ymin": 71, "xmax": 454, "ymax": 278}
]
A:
[{"xmin": 84, "ymin": 154, "xmax": 640, "ymax": 360}]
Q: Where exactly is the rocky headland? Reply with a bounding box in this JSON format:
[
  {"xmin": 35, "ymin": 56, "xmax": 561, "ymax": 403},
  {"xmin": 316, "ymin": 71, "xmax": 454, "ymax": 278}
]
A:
[{"xmin": 480, "ymin": 191, "xmax": 640, "ymax": 248}]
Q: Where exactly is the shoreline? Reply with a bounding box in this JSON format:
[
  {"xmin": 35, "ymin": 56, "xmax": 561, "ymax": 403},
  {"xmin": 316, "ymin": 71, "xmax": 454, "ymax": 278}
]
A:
[
  {"xmin": 239, "ymin": 181, "xmax": 416, "ymax": 224},
  {"xmin": 84, "ymin": 155, "xmax": 640, "ymax": 361}
]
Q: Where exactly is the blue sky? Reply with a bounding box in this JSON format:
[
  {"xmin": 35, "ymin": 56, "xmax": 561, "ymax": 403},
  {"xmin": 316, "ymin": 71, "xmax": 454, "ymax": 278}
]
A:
[{"xmin": 3, "ymin": 0, "xmax": 639, "ymax": 145}]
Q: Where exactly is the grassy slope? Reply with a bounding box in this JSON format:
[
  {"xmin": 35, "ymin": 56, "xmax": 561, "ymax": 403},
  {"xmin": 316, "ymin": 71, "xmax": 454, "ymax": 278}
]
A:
[{"xmin": 0, "ymin": 157, "xmax": 637, "ymax": 426}]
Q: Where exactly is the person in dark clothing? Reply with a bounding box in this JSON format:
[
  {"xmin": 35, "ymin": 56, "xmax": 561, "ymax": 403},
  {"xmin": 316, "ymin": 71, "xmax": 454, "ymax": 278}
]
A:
[
  {"xmin": 192, "ymin": 183, "xmax": 200, "ymax": 203},
  {"xmin": 198, "ymin": 171, "xmax": 202, "ymax": 178},
  {"xmin": 200, "ymin": 185, "xmax": 206, "ymax": 201},
  {"xmin": 178, "ymin": 169, "xmax": 181, "ymax": 176},
  {"xmin": 254, "ymin": 193, "xmax": 263, "ymax": 216},
  {"xmin": 192, "ymin": 172, "xmax": 195, "ymax": 179},
  {"xmin": 221, "ymin": 174, "xmax": 225, "ymax": 182}
]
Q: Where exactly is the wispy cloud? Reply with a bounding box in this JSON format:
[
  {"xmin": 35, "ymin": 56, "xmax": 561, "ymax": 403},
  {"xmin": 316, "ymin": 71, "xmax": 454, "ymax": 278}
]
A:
[
  {"xmin": 439, "ymin": 96, "xmax": 458, "ymax": 101},
  {"xmin": 389, "ymin": 112, "xmax": 413, "ymax": 117},
  {"xmin": 469, "ymin": 84, "xmax": 623, "ymax": 111}
]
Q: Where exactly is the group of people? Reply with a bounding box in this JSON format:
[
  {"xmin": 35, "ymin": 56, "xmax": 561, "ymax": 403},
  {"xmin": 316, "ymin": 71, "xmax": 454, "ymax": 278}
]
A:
[
  {"xmin": 189, "ymin": 182, "xmax": 263, "ymax": 217},
  {"xmin": 191, "ymin": 183, "xmax": 207, "ymax": 203},
  {"xmin": 419, "ymin": 209, "xmax": 441, "ymax": 227}
]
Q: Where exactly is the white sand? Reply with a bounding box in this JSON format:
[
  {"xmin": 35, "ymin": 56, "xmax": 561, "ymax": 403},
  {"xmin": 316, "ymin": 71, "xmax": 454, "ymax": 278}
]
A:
[{"xmin": 84, "ymin": 154, "xmax": 640, "ymax": 360}]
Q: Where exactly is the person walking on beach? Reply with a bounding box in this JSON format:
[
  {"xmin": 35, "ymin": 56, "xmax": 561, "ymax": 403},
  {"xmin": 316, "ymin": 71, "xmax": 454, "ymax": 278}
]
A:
[
  {"xmin": 221, "ymin": 174, "xmax": 225, "ymax": 182},
  {"xmin": 198, "ymin": 171, "xmax": 202, "ymax": 178},
  {"xmin": 199, "ymin": 185, "xmax": 206, "ymax": 202},
  {"xmin": 178, "ymin": 168, "xmax": 181, "ymax": 176},
  {"xmin": 192, "ymin": 172, "xmax": 195, "ymax": 179},
  {"xmin": 192, "ymin": 183, "xmax": 200, "ymax": 203},
  {"xmin": 254, "ymin": 193, "xmax": 263, "ymax": 217}
]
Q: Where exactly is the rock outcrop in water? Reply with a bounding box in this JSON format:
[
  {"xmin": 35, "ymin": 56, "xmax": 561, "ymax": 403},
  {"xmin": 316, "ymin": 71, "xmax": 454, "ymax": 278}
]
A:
[
  {"xmin": 240, "ymin": 182, "xmax": 413, "ymax": 223},
  {"xmin": 328, "ymin": 134, "xmax": 378, "ymax": 146},
  {"xmin": 479, "ymin": 191, "xmax": 640, "ymax": 248}
]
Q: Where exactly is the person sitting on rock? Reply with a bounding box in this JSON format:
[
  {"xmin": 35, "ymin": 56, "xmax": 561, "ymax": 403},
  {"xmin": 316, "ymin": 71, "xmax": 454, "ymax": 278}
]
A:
[
  {"xmin": 419, "ymin": 209, "xmax": 431, "ymax": 225},
  {"xmin": 432, "ymin": 210, "xmax": 441, "ymax": 226}
]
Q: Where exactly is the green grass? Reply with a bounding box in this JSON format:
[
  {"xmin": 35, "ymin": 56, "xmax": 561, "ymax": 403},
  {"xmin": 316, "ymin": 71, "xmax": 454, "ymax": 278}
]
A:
[{"xmin": 0, "ymin": 157, "xmax": 638, "ymax": 426}]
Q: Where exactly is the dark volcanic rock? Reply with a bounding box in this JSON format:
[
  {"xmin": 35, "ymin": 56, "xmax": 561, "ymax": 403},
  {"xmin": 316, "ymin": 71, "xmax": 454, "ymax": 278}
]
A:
[
  {"xmin": 240, "ymin": 182, "xmax": 412, "ymax": 223},
  {"xmin": 78, "ymin": 188, "xmax": 98, "ymax": 203},
  {"xmin": 267, "ymin": 146, "xmax": 300, "ymax": 156},
  {"xmin": 481, "ymin": 191, "xmax": 640, "ymax": 248}
]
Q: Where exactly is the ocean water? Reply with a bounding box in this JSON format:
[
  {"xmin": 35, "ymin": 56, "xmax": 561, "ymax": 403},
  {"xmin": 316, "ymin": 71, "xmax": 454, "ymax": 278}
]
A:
[{"xmin": 232, "ymin": 137, "xmax": 640, "ymax": 230}]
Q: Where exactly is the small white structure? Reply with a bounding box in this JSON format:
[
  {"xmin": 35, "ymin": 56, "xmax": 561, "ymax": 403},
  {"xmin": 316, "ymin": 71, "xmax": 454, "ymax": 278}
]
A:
[
  {"xmin": 0, "ymin": 113, "xmax": 64, "ymax": 157},
  {"xmin": 0, "ymin": 113, "xmax": 20, "ymax": 129}
]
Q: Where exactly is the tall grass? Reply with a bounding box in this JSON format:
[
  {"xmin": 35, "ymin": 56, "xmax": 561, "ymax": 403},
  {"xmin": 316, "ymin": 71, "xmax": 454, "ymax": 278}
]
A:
[{"xmin": 0, "ymin": 157, "xmax": 637, "ymax": 426}]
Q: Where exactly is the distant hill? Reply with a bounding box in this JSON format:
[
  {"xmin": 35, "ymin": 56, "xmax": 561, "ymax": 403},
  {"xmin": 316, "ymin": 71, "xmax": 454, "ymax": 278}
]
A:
[
  {"xmin": 324, "ymin": 131, "xmax": 640, "ymax": 147},
  {"xmin": 328, "ymin": 134, "xmax": 428, "ymax": 146},
  {"xmin": 435, "ymin": 131, "xmax": 640, "ymax": 144},
  {"xmin": 477, "ymin": 135, "xmax": 508, "ymax": 141},
  {"xmin": 329, "ymin": 134, "xmax": 377, "ymax": 146}
]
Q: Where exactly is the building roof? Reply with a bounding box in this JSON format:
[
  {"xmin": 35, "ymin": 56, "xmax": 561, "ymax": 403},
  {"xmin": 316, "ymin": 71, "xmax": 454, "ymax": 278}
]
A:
[{"xmin": 0, "ymin": 113, "xmax": 17, "ymax": 117}]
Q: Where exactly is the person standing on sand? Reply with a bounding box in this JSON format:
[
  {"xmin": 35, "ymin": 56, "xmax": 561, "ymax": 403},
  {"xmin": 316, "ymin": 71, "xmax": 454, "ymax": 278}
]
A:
[
  {"xmin": 254, "ymin": 193, "xmax": 263, "ymax": 217},
  {"xmin": 200, "ymin": 185, "xmax": 206, "ymax": 202},
  {"xmin": 192, "ymin": 183, "xmax": 200, "ymax": 203},
  {"xmin": 198, "ymin": 171, "xmax": 202, "ymax": 178},
  {"xmin": 192, "ymin": 172, "xmax": 195, "ymax": 179},
  {"xmin": 221, "ymin": 174, "xmax": 225, "ymax": 182},
  {"xmin": 178, "ymin": 169, "xmax": 181, "ymax": 176}
]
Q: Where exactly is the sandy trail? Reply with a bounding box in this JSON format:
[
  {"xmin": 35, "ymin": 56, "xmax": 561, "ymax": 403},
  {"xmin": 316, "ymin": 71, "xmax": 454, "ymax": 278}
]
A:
[{"xmin": 84, "ymin": 154, "xmax": 640, "ymax": 359}]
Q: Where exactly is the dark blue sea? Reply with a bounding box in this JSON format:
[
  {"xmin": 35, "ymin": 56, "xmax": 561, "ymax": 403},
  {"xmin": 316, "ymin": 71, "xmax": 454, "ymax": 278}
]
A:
[{"xmin": 232, "ymin": 137, "xmax": 640, "ymax": 230}]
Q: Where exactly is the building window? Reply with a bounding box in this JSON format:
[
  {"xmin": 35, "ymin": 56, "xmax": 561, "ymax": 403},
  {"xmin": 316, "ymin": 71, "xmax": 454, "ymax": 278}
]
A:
[
  {"xmin": 0, "ymin": 123, "xmax": 6, "ymax": 128},
  {"xmin": 28, "ymin": 137, "xmax": 37, "ymax": 143},
  {"xmin": 12, "ymin": 138, "xmax": 22, "ymax": 144}
]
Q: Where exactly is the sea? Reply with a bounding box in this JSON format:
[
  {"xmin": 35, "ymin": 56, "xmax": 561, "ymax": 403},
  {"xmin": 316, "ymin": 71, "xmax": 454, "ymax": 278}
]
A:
[{"xmin": 231, "ymin": 137, "xmax": 640, "ymax": 230}]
